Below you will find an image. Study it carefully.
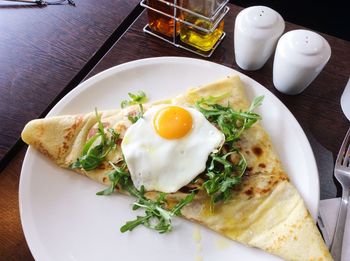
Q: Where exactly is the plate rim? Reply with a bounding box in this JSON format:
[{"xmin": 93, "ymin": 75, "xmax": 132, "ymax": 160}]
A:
[{"xmin": 19, "ymin": 56, "xmax": 320, "ymax": 261}]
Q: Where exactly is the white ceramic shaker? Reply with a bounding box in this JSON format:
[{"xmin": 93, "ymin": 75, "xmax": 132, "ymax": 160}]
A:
[
  {"xmin": 341, "ymin": 78, "xmax": 350, "ymax": 121},
  {"xmin": 273, "ymin": 29, "xmax": 331, "ymax": 95},
  {"xmin": 234, "ymin": 6, "xmax": 285, "ymax": 70}
]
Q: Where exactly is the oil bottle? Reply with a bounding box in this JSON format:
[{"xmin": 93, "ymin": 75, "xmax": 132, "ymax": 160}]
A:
[{"xmin": 179, "ymin": 0, "xmax": 226, "ymax": 52}]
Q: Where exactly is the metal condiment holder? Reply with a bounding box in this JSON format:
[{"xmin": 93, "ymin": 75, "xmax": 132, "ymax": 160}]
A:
[{"xmin": 140, "ymin": 0, "xmax": 230, "ymax": 57}]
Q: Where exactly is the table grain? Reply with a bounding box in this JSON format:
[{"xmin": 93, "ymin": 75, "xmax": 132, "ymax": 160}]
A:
[
  {"xmin": 0, "ymin": 0, "xmax": 142, "ymax": 167},
  {"xmin": 0, "ymin": 0, "xmax": 141, "ymax": 259},
  {"xmin": 0, "ymin": 3, "xmax": 349, "ymax": 260}
]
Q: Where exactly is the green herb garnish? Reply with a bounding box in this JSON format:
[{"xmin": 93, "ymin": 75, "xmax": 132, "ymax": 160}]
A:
[
  {"xmin": 196, "ymin": 95, "xmax": 264, "ymax": 142},
  {"xmin": 120, "ymin": 189, "xmax": 195, "ymax": 234},
  {"xmin": 70, "ymin": 109, "xmax": 118, "ymax": 171},
  {"xmin": 96, "ymin": 161, "xmax": 129, "ymax": 195},
  {"xmin": 97, "ymin": 162, "xmax": 195, "ymax": 233},
  {"xmin": 121, "ymin": 91, "xmax": 148, "ymax": 123},
  {"xmin": 196, "ymin": 95, "xmax": 264, "ymax": 204},
  {"xmin": 90, "ymin": 93, "xmax": 263, "ymax": 233},
  {"xmin": 203, "ymin": 150, "xmax": 247, "ymax": 205}
]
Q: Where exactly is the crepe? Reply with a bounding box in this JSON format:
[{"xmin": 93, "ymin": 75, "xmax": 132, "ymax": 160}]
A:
[{"xmin": 21, "ymin": 75, "xmax": 332, "ymax": 261}]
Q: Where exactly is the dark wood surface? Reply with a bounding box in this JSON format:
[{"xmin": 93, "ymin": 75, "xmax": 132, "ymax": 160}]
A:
[
  {"xmin": 0, "ymin": 0, "xmax": 142, "ymax": 166},
  {"xmin": 0, "ymin": 2, "xmax": 349, "ymax": 260},
  {"xmin": 0, "ymin": 1, "xmax": 141, "ymax": 259}
]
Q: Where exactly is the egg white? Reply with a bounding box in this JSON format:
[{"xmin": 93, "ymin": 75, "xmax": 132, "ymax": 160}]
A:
[{"xmin": 121, "ymin": 105, "xmax": 225, "ymax": 193}]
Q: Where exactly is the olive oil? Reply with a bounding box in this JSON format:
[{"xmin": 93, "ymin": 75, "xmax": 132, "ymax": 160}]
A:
[
  {"xmin": 147, "ymin": 0, "xmax": 181, "ymax": 37},
  {"xmin": 145, "ymin": 0, "xmax": 227, "ymax": 54},
  {"xmin": 180, "ymin": 17, "xmax": 224, "ymax": 51}
]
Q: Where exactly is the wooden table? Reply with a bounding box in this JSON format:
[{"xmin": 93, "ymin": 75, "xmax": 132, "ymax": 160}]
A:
[
  {"xmin": 0, "ymin": 0, "xmax": 142, "ymax": 167},
  {"xmin": 0, "ymin": 0, "xmax": 142, "ymax": 259},
  {"xmin": 0, "ymin": 2, "xmax": 349, "ymax": 260}
]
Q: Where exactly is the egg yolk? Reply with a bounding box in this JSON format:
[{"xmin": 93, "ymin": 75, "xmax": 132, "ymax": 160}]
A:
[{"xmin": 153, "ymin": 106, "xmax": 193, "ymax": 139}]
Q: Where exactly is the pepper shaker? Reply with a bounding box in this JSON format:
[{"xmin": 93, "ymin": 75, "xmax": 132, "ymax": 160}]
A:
[
  {"xmin": 273, "ymin": 29, "xmax": 331, "ymax": 95},
  {"xmin": 234, "ymin": 6, "xmax": 285, "ymax": 70}
]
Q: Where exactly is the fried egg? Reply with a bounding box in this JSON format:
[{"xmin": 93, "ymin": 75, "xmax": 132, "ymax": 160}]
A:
[{"xmin": 121, "ymin": 105, "xmax": 225, "ymax": 193}]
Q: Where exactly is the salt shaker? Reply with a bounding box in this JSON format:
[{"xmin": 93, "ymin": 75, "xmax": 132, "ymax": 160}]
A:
[
  {"xmin": 273, "ymin": 29, "xmax": 331, "ymax": 95},
  {"xmin": 234, "ymin": 6, "xmax": 285, "ymax": 70}
]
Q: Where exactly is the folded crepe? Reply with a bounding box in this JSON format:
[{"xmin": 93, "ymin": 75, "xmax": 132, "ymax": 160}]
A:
[{"xmin": 21, "ymin": 75, "xmax": 333, "ymax": 261}]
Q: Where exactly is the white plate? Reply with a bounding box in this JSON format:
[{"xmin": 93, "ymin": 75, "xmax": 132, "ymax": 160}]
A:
[{"xmin": 19, "ymin": 57, "xmax": 319, "ymax": 261}]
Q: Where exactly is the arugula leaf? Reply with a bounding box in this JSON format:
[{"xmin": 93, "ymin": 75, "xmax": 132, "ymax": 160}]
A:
[
  {"xmin": 120, "ymin": 191, "xmax": 195, "ymax": 234},
  {"xmin": 170, "ymin": 192, "xmax": 195, "ymax": 216},
  {"xmin": 70, "ymin": 109, "xmax": 118, "ymax": 171},
  {"xmin": 121, "ymin": 91, "xmax": 147, "ymax": 108},
  {"xmin": 196, "ymin": 96, "xmax": 264, "ymax": 142},
  {"xmin": 96, "ymin": 161, "xmax": 129, "ymax": 195},
  {"xmin": 203, "ymin": 149, "xmax": 247, "ymax": 205},
  {"xmin": 78, "ymin": 144, "xmax": 105, "ymax": 170},
  {"xmin": 120, "ymin": 214, "xmax": 152, "ymax": 233},
  {"xmin": 128, "ymin": 114, "xmax": 140, "ymax": 124},
  {"xmin": 121, "ymin": 91, "xmax": 148, "ymax": 123},
  {"xmin": 107, "ymin": 128, "xmax": 120, "ymax": 143},
  {"xmin": 96, "ymin": 160, "xmax": 195, "ymax": 233},
  {"xmin": 249, "ymin": 95, "xmax": 264, "ymax": 111},
  {"xmin": 196, "ymin": 95, "xmax": 263, "ymax": 204}
]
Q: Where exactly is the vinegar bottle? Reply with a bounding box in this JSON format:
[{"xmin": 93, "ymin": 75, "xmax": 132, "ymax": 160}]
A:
[{"xmin": 147, "ymin": 0, "xmax": 182, "ymax": 37}]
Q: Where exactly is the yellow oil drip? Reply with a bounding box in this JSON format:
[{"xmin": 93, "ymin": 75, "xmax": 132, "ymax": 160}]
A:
[
  {"xmin": 195, "ymin": 256, "xmax": 203, "ymax": 261},
  {"xmin": 214, "ymin": 237, "xmax": 231, "ymax": 250},
  {"xmin": 193, "ymin": 225, "xmax": 202, "ymax": 243},
  {"xmin": 193, "ymin": 226, "xmax": 203, "ymax": 261}
]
